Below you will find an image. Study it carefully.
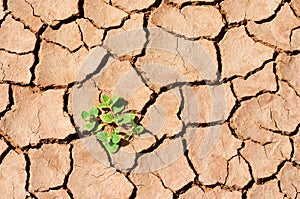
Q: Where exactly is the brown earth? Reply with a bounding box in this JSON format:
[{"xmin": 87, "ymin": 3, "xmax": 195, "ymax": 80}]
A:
[{"xmin": 0, "ymin": 0, "xmax": 300, "ymax": 198}]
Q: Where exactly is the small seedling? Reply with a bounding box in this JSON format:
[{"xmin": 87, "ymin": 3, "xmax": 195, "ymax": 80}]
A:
[{"xmin": 81, "ymin": 94, "xmax": 144, "ymax": 153}]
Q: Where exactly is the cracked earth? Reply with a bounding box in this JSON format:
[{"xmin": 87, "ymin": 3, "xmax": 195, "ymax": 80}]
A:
[{"xmin": 0, "ymin": 0, "xmax": 300, "ymax": 198}]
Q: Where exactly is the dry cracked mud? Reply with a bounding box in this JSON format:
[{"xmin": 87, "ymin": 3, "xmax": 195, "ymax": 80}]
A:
[{"xmin": 0, "ymin": 0, "xmax": 300, "ymax": 198}]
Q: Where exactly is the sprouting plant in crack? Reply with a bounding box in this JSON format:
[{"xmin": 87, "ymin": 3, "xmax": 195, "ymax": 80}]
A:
[{"xmin": 81, "ymin": 94, "xmax": 144, "ymax": 153}]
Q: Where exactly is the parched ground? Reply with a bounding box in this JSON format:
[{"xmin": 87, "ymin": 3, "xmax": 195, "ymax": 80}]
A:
[{"xmin": 0, "ymin": 0, "xmax": 300, "ymax": 198}]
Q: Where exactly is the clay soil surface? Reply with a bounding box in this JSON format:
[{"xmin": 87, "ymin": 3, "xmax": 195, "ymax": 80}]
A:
[{"xmin": 0, "ymin": 0, "xmax": 300, "ymax": 198}]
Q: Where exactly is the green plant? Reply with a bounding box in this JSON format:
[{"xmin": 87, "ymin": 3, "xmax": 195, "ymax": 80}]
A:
[{"xmin": 81, "ymin": 94, "xmax": 144, "ymax": 153}]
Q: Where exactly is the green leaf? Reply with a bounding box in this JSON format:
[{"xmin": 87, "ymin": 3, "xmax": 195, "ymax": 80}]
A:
[
  {"xmin": 124, "ymin": 135, "xmax": 130, "ymax": 140},
  {"xmin": 105, "ymin": 142, "xmax": 119, "ymax": 153},
  {"xmin": 97, "ymin": 131, "xmax": 108, "ymax": 142},
  {"xmin": 121, "ymin": 113, "xmax": 132, "ymax": 124},
  {"xmin": 98, "ymin": 102, "xmax": 108, "ymax": 109},
  {"xmin": 85, "ymin": 121, "xmax": 96, "ymax": 131},
  {"xmin": 135, "ymin": 125, "xmax": 144, "ymax": 134},
  {"xmin": 114, "ymin": 127, "xmax": 120, "ymax": 134},
  {"xmin": 81, "ymin": 111, "xmax": 90, "ymax": 121},
  {"xmin": 89, "ymin": 106, "xmax": 99, "ymax": 117},
  {"xmin": 111, "ymin": 133, "xmax": 121, "ymax": 144},
  {"xmin": 132, "ymin": 125, "xmax": 144, "ymax": 134},
  {"xmin": 111, "ymin": 96, "xmax": 120, "ymax": 105},
  {"xmin": 96, "ymin": 124, "xmax": 105, "ymax": 132},
  {"xmin": 100, "ymin": 113, "xmax": 114, "ymax": 123},
  {"xmin": 114, "ymin": 114, "xmax": 122, "ymax": 125},
  {"xmin": 112, "ymin": 104, "xmax": 124, "ymax": 114},
  {"xmin": 91, "ymin": 124, "xmax": 103, "ymax": 135},
  {"xmin": 129, "ymin": 113, "xmax": 136, "ymax": 120},
  {"xmin": 112, "ymin": 106, "xmax": 124, "ymax": 114},
  {"xmin": 101, "ymin": 94, "xmax": 111, "ymax": 105},
  {"xmin": 111, "ymin": 97, "xmax": 124, "ymax": 114}
]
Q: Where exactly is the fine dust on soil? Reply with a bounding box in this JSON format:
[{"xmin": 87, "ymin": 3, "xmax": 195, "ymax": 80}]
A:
[{"xmin": 0, "ymin": 0, "xmax": 300, "ymax": 198}]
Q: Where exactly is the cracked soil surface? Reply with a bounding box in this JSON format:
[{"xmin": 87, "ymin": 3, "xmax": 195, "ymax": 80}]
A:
[{"xmin": 0, "ymin": 0, "xmax": 300, "ymax": 198}]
